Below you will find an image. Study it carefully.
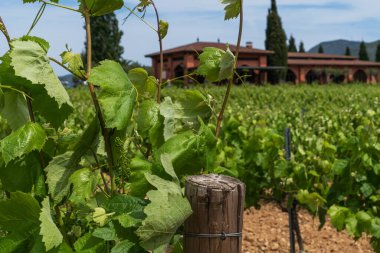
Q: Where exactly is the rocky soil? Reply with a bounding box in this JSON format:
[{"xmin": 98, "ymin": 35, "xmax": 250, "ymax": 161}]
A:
[{"xmin": 242, "ymin": 202, "xmax": 374, "ymax": 253}]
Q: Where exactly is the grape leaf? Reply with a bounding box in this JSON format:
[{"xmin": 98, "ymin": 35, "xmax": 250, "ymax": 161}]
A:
[
  {"xmin": 137, "ymin": 100, "xmax": 160, "ymax": 138},
  {"xmin": 9, "ymin": 40, "xmax": 72, "ymax": 109},
  {"xmin": 218, "ymin": 46, "xmax": 235, "ymax": 80},
  {"xmin": 60, "ymin": 51, "xmax": 85, "ymax": 78},
  {"xmin": 136, "ymin": 174, "xmax": 192, "ymax": 252},
  {"xmin": 45, "ymin": 152, "xmax": 76, "ymax": 203},
  {"xmin": 0, "ymin": 153, "xmax": 41, "ymax": 192},
  {"xmin": 0, "ymin": 192, "xmax": 40, "ymax": 234},
  {"xmin": 159, "ymin": 20, "xmax": 169, "ymax": 39},
  {"xmin": 128, "ymin": 68, "xmax": 156, "ymax": 99},
  {"xmin": 88, "ymin": 60, "xmax": 137, "ymax": 130},
  {"xmin": 220, "ymin": 0, "xmax": 241, "ymax": 20},
  {"xmin": 0, "ymin": 122, "xmax": 47, "ymax": 165},
  {"xmin": 74, "ymin": 233, "xmax": 106, "ymax": 253},
  {"xmin": 328, "ymin": 205, "xmax": 350, "ymax": 231},
  {"xmin": 331, "ymin": 159, "xmax": 349, "ymax": 176},
  {"xmin": 0, "ymin": 90, "xmax": 29, "ymax": 131},
  {"xmin": 39, "ymin": 197, "xmax": 63, "ymax": 251},
  {"xmin": 197, "ymin": 47, "xmax": 224, "ymax": 82},
  {"xmin": 69, "ymin": 167, "xmax": 99, "ymax": 204},
  {"xmin": 111, "ymin": 240, "xmax": 135, "ymax": 253},
  {"xmin": 80, "ymin": 0, "xmax": 124, "ymax": 16}
]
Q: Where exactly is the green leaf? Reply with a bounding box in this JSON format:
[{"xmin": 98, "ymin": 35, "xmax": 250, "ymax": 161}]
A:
[
  {"xmin": 106, "ymin": 195, "xmax": 147, "ymax": 215},
  {"xmin": 160, "ymin": 154, "xmax": 179, "ymax": 184},
  {"xmin": 136, "ymin": 174, "xmax": 192, "ymax": 252},
  {"xmin": 159, "ymin": 20, "xmax": 169, "ymax": 39},
  {"xmin": 111, "ymin": 240, "xmax": 135, "ymax": 253},
  {"xmin": 220, "ymin": 0, "xmax": 241, "ymax": 20},
  {"xmin": 69, "ymin": 167, "xmax": 99, "ymax": 204},
  {"xmin": 196, "ymin": 47, "xmax": 224, "ymax": 82},
  {"xmin": 74, "ymin": 233, "xmax": 106, "ymax": 253},
  {"xmin": 0, "ymin": 122, "xmax": 47, "ymax": 165},
  {"xmin": 331, "ymin": 159, "xmax": 349, "ymax": 175},
  {"xmin": 93, "ymin": 207, "xmax": 111, "ymax": 227},
  {"xmin": 360, "ymin": 183, "xmax": 374, "ymax": 198},
  {"xmin": 155, "ymin": 123, "xmax": 216, "ymax": 177},
  {"xmin": 60, "ymin": 51, "xmax": 85, "ymax": 77},
  {"xmin": 80, "ymin": 0, "xmax": 124, "ymax": 16},
  {"xmin": 160, "ymin": 90, "xmax": 212, "ymax": 140},
  {"xmin": 345, "ymin": 215, "xmax": 359, "ymax": 237},
  {"xmin": 328, "ymin": 205, "xmax": 350, "ymax": 231},
  {"xmin": 137, "ymin": 100, "xmax": 160, "ymax": 138},
  {"xmin": 0, "ymin": 153, "xmax": 41, "ymax": 192},
  {"xmin": 129, "ymin": 157, "xmax": 154, "ymax": 198},
  {"xmin": 0, "ymin": 90, "xmax": 29, "ymax": 130},
  {"xmin": 296, "ymin": 189, "xmax": 326, "ymax": 213},
  {"xmin": 144, "ymin": 173, "xmax": 182, "ymax": 195},
  {"xmin": 0, "ymin": 192, "xmax": 40, "ymax": 234},
  {"xmin": 218, "ymin": 46, "xmax": 235, "ymax": 80},
  {"xmin": 128, "ymin": 68, "xmax": 156, "ymax": 99},
  {"xmin": 88, "ymin": 60, "xmax": 137, "ymax": 130},
  {"xmin": 371, "ymin": 218, "xmax": 380, "ymax": 238},
  {"xmin": 93, "ymin": 224, "xmax": 117, "ymax": 241},
  {"xmin": 0, "ymin": 233, "xmax": 27, "ymax": 253},
  {"xmin": 9, "ymin": 40, "xmax": 72, "ymax": 109},
  {"xmin": 45, "ymin": 152, "xmax": 76, "ymax": 203},
  {"xmin": 39, "ymin": 197, "xmax": 63, "ymax": 251}
]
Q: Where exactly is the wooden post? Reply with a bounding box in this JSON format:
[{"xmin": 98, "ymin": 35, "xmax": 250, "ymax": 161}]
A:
[{"xmin": 184, "ymin": 174, "xmax": 245, "ymax": 253}]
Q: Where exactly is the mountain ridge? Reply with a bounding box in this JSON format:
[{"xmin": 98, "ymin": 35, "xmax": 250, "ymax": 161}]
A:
[{"xmin": 308, "ymin": 39, "xmax": 380, "ymax": 61}]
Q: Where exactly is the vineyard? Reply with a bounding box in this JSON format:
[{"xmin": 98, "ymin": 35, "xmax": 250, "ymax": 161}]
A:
[{"xmin": 1, "ymin": 0, "xmax": 380, "ymax": 252}]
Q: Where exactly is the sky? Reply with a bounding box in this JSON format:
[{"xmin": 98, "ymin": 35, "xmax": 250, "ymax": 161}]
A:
[{"xmin": 1, "ymin": 0, "xmax": 380, "ymax": 75}]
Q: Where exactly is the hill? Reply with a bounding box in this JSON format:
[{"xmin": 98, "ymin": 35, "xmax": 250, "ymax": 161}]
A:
[{"xmin": 309, "ymin": 39, "xmax": 380, "ymax": 61}]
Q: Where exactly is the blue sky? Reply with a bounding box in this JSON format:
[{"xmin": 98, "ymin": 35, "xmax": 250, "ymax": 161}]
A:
[{"xmin": 1, "ymin": 0, "xmax": 380, "ymax": 75}]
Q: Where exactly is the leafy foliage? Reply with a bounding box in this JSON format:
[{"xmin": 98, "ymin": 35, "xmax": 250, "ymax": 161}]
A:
[
  {"xmin": 39, "ymin": 197, "xmax": 63, "ymax": 251},
  {"xmin": 220, "ymin": 0, "xmax": 241, "ymax": 20},
  {"xmin": 88, "ymin": 60, "xmax": 137, "ymax": 130},
  {"xmin": 197, "ymin": 46, "xmax": 235, "ymax": 82}
]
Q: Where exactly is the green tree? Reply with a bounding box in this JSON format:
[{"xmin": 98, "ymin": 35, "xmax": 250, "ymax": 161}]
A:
[
  {"xmin": 83, "ymin": 12, "xmax": 124, "ymax": 66},
  {"xmin": 265, "ymin": 0, "xmax": 288, "ymax": 84},
  {"xmin": 359, "ymin": 41, "xmax": 369, "ymax": 61},
  {"xmin": 299, "ymin": 41, "xmax": 305, "ymax": 53},
  {"xmin": 345, "ymin": 46, "xmax": 351, "ymax": 56},
  {"xmin": 288, "ymin": 35, "xmax": 297, "ymax": 52},
  {"xmin": 318, "ymin": 45, "xmax": 324, "ymax": 54},
  {"xmin": 375, "ymin": 43, "xmax": 380, "ymax": 62}
]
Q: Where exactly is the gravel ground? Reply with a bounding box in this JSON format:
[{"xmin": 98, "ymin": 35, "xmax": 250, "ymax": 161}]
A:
[{"xmin": 242, "ymin": 202, "xmax": 374, "ymax": 253}]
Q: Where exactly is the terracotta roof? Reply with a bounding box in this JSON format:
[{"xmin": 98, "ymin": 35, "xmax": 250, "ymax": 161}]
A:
[
  {"xmin": 145, "ymin": 41, "xmax": 272, "ymax": 57},
  {"xmin": 288, "ymin": 59, "xmax": 380, "ymax": 67},
  {"xmin": 288, "ymin": 52, "xmax": 356, "ymax": 60}
]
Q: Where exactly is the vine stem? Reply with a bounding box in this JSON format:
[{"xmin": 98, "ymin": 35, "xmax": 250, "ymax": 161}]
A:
[
  {"xmin": 0, "ymin": 16, "xmax": 11, "ymax": 48},
  {"xmin": 49, "ymin": 57, "xmax": 86, "ymax": 81},
  {"xmin": 41, "ymin": 0, "xmax": 80, "ymax": 13},
  {"xmin": 83, "ymin": 6, "xmax": 116, "ymax": 193},
  {"xmin": 150, "ymin": 0, "xmax": 163, "ymax": 104},
  {"xmin": 216, "ymin": 0, "xmax": 244, "ymax": 138},
  {"xmin": 124, "ymin": 6, "xmax": 157, "ymax": 32}
]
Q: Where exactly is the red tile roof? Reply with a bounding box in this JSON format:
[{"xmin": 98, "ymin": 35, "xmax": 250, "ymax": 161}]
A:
[
  {"xmin": 288, "ymin": 52, "xmax": 356, "ymax": 60},
  {"xmin": 145, "ymin": 41, "xmax": 273, "ymax": 57},
  {"xmin": 288, "ymin": 59, "xmax": 380, "ymax": 67}
]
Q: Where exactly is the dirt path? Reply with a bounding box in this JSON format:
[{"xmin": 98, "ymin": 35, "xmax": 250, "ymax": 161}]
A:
[{"xmin": 243, "ymin": 202, "xmax": 374, "ymax": 253}]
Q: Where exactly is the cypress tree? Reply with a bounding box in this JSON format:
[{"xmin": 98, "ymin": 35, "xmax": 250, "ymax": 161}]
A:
[
  {"xmin": 265, "ymin": 0, "xmax": 288, "ymax": 84},
  {"xmin": 375, "ymin": 43, "xmax": 380, "ymax": 62},
  {"xmin": 345, "ymin": 47, "xmax": 351, "ymax": 56},
  {"xmin": 318, "ymin": 45, "xmax": 324, "ymax": 54},
  {"xmin": 83, "ymin": 12, "xmax": 124, "ymax": 66},
  {"xmin": 288, "ymin": 35, "xmax": 297, "ymax": 52},
  {"xmin": 299, "ymin": 41, "xmax": 305, "ymax": 53},
  {"xmin": 359, "ymin": 41, "xmax": 369, "ymax": 61}
]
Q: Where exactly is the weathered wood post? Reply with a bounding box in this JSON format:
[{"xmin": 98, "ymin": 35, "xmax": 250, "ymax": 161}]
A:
[{"xmin": 184, "ymin": 174, "xmax": 245, "ymax": 253}]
